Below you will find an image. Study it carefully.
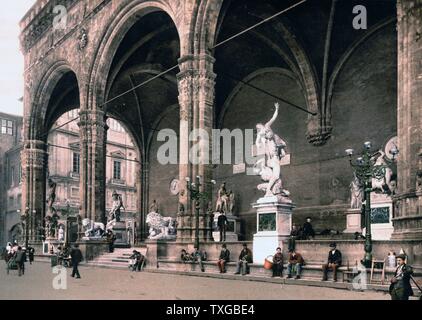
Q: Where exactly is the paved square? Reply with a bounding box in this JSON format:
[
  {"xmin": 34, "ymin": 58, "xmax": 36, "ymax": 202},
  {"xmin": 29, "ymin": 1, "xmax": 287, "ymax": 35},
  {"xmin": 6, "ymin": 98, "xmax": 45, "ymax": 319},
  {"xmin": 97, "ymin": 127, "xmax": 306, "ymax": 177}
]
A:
[{"xmin": 0, "ymin": 262, "xmax": 390, "ymax": 300}]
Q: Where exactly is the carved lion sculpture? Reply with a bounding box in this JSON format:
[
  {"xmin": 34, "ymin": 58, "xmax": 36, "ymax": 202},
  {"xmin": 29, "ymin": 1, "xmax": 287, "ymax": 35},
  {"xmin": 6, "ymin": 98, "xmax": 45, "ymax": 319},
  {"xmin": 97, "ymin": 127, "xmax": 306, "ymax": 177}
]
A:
[
  {"xmin": 82, "ymin": 218, "xmax": 105, "ymax": 238},
  {"xmin": 146, "ymin": 212, "xmax": 177, "ymax": 240}
]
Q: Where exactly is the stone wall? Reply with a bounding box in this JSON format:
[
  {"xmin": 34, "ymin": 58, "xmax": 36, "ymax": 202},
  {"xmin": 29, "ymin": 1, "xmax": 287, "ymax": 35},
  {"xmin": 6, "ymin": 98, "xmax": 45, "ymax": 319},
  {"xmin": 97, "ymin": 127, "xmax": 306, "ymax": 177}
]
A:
[{"xmin": 213, "ymin": 25, "xmax": 397, "ymax": 240}]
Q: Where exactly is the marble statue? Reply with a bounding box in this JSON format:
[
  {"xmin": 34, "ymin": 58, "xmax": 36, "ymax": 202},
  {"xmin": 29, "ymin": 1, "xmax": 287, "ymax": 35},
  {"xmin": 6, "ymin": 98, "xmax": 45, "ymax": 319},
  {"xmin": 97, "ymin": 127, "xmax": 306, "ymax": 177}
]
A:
[
  {"xmin": 350, "ymin": 173, "xmax": 364, "ymax": 209},
  {"xmin": 253, "ymin": 103, "xmax": 290, "ymax": 200},
  {"xmin": 58, "ymin": 225, "xmax": 65, "ymax": 241},
  {"xmin": 82, "ymin": 218, "xmax": 105, "ymax": 238},
  {"xmin": 146, "ymin": 211, "xmax": 176, "ymax": 240},
  {"xmin": 108, "ymin": 191, "xmax": 125, "ymax": 224},
  {"xmin": 215, "ymin": 183, "xmax": 227, "ymax": 213},
  {"xmin": 47, "ymin": 178, "xmax": 57, "ymax": 214},
  {"xmin": 228, "ymin": 190, "xmax": 235, "ymax": 215},
  {"xmin": 371, "ymin": 150, "xmax": 394, "ymax": 194}
]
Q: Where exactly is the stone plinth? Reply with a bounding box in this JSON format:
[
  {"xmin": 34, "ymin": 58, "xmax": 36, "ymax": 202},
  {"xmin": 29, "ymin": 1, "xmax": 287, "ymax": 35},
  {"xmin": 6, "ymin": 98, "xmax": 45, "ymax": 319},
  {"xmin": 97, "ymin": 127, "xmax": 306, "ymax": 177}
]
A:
[
  {"xmin": 212, "ymin": 213, "xmax": 240, "ymax": 242},
  {"xmin": 113, "ymin": 221, "xmax": 129, "ymax": 248},
  {"xmin": 367, "ymin": 193, "xmax": 394, "ymax": 240},
  {"xmin": 252, "ymin": 198, "xmax": 295, "ymax": 265},
  {"xmin": 343, "ymin": 209, "xmax": 362, "ymax": 234},
  {"xmin": 76, "ymin": 239, "xmax": 108, "ymax": 261}
]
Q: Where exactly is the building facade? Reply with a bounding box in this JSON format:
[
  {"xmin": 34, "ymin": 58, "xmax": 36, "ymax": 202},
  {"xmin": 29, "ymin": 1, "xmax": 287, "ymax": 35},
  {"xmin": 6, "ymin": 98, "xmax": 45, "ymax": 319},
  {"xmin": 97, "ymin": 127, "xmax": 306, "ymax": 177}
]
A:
[
  {"xmin": 1, "ymin": 110, "xmax": 137, "ymax": 244},
  {"xmin": 0, "ymin": 112, "xmax": 23, "ymax": 245},
  {"xmin": 18, "ymin": 0, "xmax": 422, "ymax": 242}
]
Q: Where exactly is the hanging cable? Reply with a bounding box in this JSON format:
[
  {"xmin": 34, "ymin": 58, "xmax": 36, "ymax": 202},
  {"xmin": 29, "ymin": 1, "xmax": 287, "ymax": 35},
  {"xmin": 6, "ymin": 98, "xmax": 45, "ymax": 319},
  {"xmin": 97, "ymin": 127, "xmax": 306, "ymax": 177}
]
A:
[
  {"xmin": 99, "ymin": 0, "xmax": 309, "ymax": 111},
  {"xmin": 218, "ymin": 71, "xmax": 315, "ymax": 115}
]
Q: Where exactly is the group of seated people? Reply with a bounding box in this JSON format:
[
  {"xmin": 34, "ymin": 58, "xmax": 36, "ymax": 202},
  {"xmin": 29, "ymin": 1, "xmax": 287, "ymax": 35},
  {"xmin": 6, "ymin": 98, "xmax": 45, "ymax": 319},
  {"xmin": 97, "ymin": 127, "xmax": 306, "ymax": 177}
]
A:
[
  {"xmin": 180, "ymin": 242, "xmax": 344, "ymax": 281},
  {"xmin": 273, "ymin": 242, "xmax": 342, "ymax": 281}
]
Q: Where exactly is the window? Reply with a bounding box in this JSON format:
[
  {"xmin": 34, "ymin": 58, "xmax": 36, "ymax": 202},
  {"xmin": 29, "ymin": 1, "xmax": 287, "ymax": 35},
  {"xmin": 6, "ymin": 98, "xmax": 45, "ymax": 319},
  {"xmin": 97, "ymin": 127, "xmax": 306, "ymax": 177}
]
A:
[
  {"xmin": 71, "ymin": 187, "xmax": 79, "ymax": 198},
  {"xmin": 18, "ymin": 165, "xmax": 22, "ymax": 183},
  {"xmin": 72, "ymin": 153, "xmax": 80, "ymax": 174},
  {"xmin": 113, "ymin": 161, "xmax": 121, "ymax": 180},
  {"xmin": 1, "ymin": 118, "xmax": 13, "ymax": 135}
]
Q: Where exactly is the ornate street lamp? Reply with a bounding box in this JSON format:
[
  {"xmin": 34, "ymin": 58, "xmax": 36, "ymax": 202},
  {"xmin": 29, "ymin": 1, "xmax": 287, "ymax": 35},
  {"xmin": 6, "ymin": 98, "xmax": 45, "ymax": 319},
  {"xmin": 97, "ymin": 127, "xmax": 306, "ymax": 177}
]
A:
[
  {"xmin": 185, "ymin": 176, "xmax": 216, "ymax": 249},
  {"xmin": 345, "ymin": 141, "xmax": 396, "ymax": 268}
]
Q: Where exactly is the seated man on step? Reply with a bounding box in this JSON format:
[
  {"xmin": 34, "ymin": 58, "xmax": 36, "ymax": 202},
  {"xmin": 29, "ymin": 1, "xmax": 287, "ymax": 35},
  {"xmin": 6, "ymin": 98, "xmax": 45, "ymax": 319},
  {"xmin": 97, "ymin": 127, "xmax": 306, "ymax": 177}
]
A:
[{"xmin": 322, "ymin": 242, "xmax": 342, "ymax": 282}]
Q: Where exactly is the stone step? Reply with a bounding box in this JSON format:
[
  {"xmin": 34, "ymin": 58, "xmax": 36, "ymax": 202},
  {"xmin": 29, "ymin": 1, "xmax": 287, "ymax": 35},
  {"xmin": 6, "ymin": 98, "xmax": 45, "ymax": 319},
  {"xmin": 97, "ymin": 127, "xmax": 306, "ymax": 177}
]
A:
[{"xmin": 156, "ymin": 259, "xmax": 414, "ymax": 283}]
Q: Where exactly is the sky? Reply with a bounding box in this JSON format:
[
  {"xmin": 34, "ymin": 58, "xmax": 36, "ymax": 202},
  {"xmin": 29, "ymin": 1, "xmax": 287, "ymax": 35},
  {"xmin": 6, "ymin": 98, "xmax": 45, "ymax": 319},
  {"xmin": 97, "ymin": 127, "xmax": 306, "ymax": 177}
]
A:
[{"xmin": 0, "ymin": 1, "xmax": 36, "ymax": 116}]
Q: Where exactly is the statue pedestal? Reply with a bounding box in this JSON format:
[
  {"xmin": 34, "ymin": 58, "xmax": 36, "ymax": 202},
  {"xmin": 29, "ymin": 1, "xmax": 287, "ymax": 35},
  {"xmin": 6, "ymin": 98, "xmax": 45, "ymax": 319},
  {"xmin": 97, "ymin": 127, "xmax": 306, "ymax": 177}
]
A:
[
  {"xmin": 252, "ymin": 197, "xmax": 295, "ymax": 265},
  {"xmin": 113, "ymin": 221, "xmax": 130, "ymax": 248},
  {"xmin": 363, "ymin": 193, "xmax": 394, "ymax": 240},
  {"xmin": 212, "ymin": 213, "xmax": 240, "ymax": 242},
  {"xmin": 343, "ymin": 209, "xmax": 362, "ymax": 234}
]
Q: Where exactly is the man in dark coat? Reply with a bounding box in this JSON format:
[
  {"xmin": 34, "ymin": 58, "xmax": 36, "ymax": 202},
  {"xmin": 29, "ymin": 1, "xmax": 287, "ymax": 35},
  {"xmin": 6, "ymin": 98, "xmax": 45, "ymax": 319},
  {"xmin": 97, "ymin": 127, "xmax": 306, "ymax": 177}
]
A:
[
  {"xmin": 217, "ymin": 214, "xmax": 228, "ymax": 242},
  {"xmin": 106, "ymin": 230, "xmax": 117, "ymax": 253},
  {"xmin": 217, "ymin": 244, "xmax": 230, "ymax": 273},
  {"xmin": 15, "ymin": 246, "xmax": 26, "ymax": 276},
  {"xmin": 235, "ymin": 243, "xmax": 253, "ymax": 275},
  {"xmin": 322, "ymin": 242, "xmax": 342, "ymax": 282},
  {"xmin": 192, "ymin": 247, "xmax": 206, "ymax": 272},
  {"xmin": 287, "ymin": 249, "xmax": 305, "ymax": 279},
  {"xmin": 27, "ymin": 246, "xmax": 35, "ymax": 265},
  {"xmin": 302, "ymin": 217, "xmax": 315, "ymax": 240},
  {"xmin": 70, "ymin": 243, "xmax": 83, "ymax": 279},
  {"xmin": 389, "ymin": 254, "xmax": 414, "ymax": 300},
  {"xmin": 272, "ymin": 247, "xmax": 283, "ymax": 277}
]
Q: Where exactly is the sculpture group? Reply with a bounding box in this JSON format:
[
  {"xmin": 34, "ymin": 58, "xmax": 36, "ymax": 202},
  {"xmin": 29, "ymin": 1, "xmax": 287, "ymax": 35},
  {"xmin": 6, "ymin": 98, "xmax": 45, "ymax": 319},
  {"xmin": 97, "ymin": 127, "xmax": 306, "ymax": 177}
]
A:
[
  {"xmin": 215, "ymin": 182, "xmax": 235, "ymax": 215},
  {"xmin": 253, "ymin": 103, "xmax": 290, "ymax": 202},
  {"xmin": 146, "ymin": 200, "xmax": 177, "ymax": 240}
]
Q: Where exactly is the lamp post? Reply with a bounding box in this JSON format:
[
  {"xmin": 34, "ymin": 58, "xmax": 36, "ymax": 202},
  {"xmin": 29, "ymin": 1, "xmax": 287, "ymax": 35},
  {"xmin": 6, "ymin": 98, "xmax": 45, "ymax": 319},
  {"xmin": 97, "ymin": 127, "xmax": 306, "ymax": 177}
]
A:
[
  {"xmin": 345, "ymin": 142, "xmax": 398, "ymax": 268},
  {"xmin": 185, "ymin": 176, "xmax": 216, "ymax": 249}
]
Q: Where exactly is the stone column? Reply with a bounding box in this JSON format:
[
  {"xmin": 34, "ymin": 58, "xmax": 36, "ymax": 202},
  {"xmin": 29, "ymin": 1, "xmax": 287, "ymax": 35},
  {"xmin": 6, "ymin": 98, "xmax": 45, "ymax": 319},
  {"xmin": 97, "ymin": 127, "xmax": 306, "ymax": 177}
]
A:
[
  {"xmin": 392, "ymin": 0, "xmax": 422, "ymax": 239},
  {"xmin": 21, "ymin": 140, "xmax": 48, "ymax": 241},
  {"xmin": 78, "ymin": 110, "xmax": 108, "ymax": 225},
  {"xmin": 136, "ymin": 161, "xmax": 149, "ymax": 241},
  {"xmin": 176, "ymin": 54, "xmax": 216, "ymax": 242}
]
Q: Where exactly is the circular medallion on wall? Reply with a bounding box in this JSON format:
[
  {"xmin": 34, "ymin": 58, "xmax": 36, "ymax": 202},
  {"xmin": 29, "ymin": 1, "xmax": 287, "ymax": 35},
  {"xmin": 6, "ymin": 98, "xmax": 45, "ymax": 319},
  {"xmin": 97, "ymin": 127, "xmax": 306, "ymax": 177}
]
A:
[{"xmin": 170, "ymin": 179, "xmax": 180, "ymax": 195}]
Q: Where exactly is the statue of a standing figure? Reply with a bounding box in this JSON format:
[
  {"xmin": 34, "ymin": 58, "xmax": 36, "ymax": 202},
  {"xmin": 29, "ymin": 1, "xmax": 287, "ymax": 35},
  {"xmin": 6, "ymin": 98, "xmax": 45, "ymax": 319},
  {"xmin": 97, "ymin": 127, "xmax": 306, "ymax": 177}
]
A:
[
  {"xmin": 228, "ymin": 190, "xmax": 235, "ymax": 215},
  {"xmin": 253, "ymin": 103, "xmax": 290, "ymax": 199},
  {"xmin": 47, "ymin": 178, "xmax": 57, "ymax": 214},
  {"xmin": 350, "ymin": 173, "xmax": 363, "ymax": 209},
  {"xmin": 215, "ymin": 182, "xmax": 227, "ymax": 213},
  {"xmin": 108, "ymin": 191, "xmax": 125, "ymax": 223}
]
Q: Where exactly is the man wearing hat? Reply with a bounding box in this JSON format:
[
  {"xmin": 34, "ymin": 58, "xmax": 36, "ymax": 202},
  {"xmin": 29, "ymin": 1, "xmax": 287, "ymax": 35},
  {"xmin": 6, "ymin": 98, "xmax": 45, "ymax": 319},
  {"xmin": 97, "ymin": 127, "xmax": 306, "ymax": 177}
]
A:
[
  {"xmin": 389, "ymin": 254, "xmax": 414, "ymax": 300},
  {"xmin": 235, "ymin": 243, "xmax": 253, "ymax": 275},
  {"xmin": 217, "ymin": 244, "xmax": 230, "ymax": 273},
  {"xmin": 322, "ymin": 242, "xmax": 342, "ymax": 282}
]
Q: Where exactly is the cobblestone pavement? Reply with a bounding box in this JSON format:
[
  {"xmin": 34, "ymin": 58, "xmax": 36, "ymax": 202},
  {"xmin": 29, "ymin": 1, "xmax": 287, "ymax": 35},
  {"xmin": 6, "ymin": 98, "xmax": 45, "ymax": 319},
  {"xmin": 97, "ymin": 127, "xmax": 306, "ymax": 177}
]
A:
[{"xmin": 0, "ymin": 262, "xmax": 390, "ymax": 300}]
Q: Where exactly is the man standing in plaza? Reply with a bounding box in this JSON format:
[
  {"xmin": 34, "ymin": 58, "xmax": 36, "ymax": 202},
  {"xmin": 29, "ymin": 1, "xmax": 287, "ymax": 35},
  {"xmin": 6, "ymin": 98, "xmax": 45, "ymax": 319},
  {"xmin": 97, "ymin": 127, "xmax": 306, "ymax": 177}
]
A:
[
  {"xmin": 217, "ymin": 244, "xmax": 230, "ymax": 273},
  {"xmin": 389, "ymin": 254, "xmax": 414, "ymax": 300},
  {"xmin": 106, "ymin": 230, "xmax": 117, "ymax": 253},
  {"xmin": 322, "ymin": 242, "xmax": 342, "ymax": 282},
  {"xmin": 235, "ymin": 243, "xmax": 253, "ymax": 275},
  {"xmin": 70, "ymin": 243, "xmax": 83, "ymax": 279}
]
